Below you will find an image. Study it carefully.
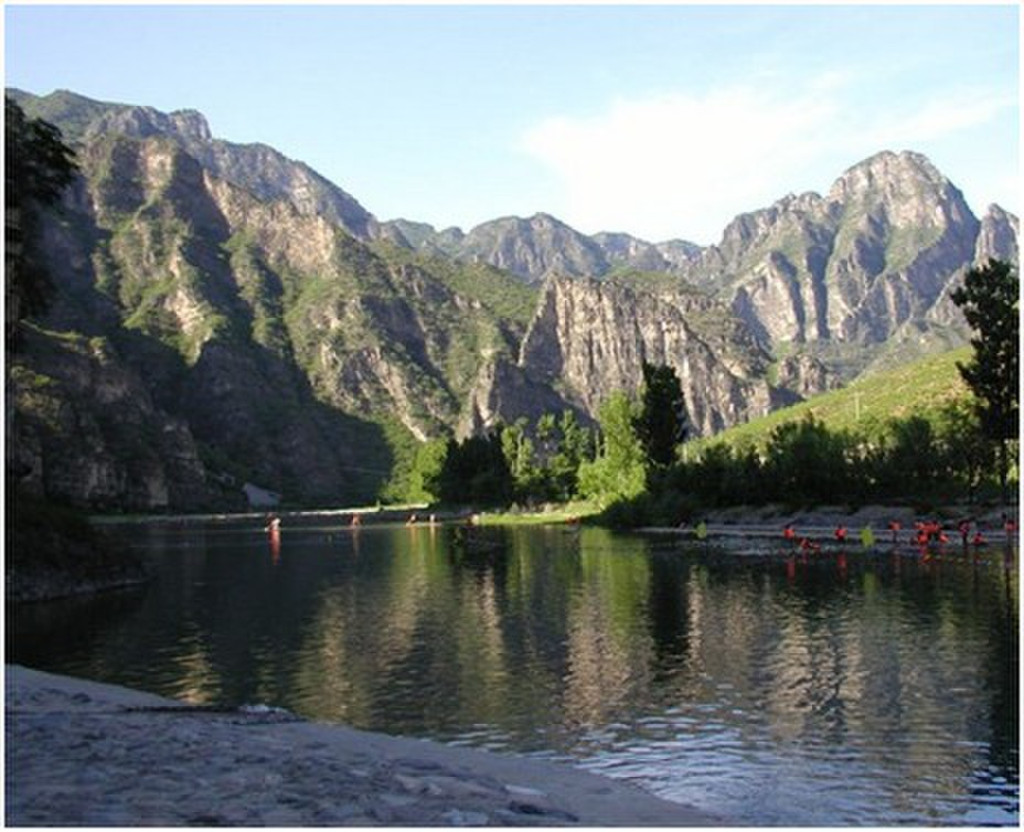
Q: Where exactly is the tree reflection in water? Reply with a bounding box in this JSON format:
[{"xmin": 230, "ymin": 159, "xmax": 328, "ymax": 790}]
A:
[{"xmin": 8, "ymin": 520, "xmax": 1018, "ymax": 825}]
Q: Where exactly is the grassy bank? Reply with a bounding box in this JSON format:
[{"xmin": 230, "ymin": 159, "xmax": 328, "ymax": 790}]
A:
[{"xmin": 472, "ymin": 501, "xmax": 600, "ymax": 526}]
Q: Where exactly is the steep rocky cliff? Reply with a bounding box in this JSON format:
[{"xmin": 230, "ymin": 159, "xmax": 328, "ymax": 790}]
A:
[
  {"xmin": 681, "ymin": 151, "xmax": 1017, "ymax": 376},
  {"xmin": 510, "ymin": 277, "xmax": 797, "ymax": 436},
  {"xmin": 12, "ymin": 91, "xmax": 536, "ymax": 508},
  {"xmin": 9, "ymin": 326, "xmax": 212, "ymax": 511}
]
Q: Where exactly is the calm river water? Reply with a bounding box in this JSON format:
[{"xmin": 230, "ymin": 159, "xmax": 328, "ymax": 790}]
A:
[{"xmin": 9, "ymin": 518, "xmax": 1019, "ymax": 825}]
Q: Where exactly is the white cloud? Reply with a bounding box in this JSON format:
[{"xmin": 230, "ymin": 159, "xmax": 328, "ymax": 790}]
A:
[
  {"xmin": 520, "ymin": 85, "xmax": 838, "ymax": 243},
  {"xmin": 519, "ymin": 80, "xmax": 1016, "ymax": 244},
  {"xmin": 855, "ymin": 88, "xmax": 1018, "ymax": 149}
]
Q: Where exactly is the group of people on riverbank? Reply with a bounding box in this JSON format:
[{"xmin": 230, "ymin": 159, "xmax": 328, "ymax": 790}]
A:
[
  {"xmin": 782, "ymin": 522, "xmax": 876, "ymax": 552},
  {"xmin": 777, "ymin": 513, "xmax": 1018, "ymax": 556},
  {"xmin": 259, "ymin": 510, "xmax": 1017, "ymax": 564}
]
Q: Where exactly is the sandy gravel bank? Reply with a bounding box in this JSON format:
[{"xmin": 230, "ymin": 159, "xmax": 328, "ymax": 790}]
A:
[
  {"xmin": 6, "ymin": 666, "xmax": 725, "ymax": 827},
  {"xmin": 701, "ymin": 502, "xmax": 1014, "ymax": 530},
  {"xmin": 645, "ymin": 503, "xmax": 1017, "ymax": 541}
]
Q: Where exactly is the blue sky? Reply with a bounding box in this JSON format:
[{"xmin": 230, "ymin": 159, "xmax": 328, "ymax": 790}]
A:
[{"xmin": 5, "ymin": 3, "xmax": 1019, "ymax": 244}]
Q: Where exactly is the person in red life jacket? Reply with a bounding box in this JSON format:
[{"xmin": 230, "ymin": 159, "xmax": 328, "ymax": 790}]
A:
[
  {"xmin": 888, "ymin": 520, "xmax": 902, "ymax": 543},
  {"xmin": 915, "ymin": 520, "xmax": 943, "ymax": 545},
  {"xmin": 834, "ymin": 525, "xmax": 848, "ymax": 543},
  {"xmin": 783, "ymin": 524, "xmax": 796, "ymax": 542},
  {"xmin": 799, "ymin": 537, "xmax": 820, "ymax": 553},
  {"xmin": 972, "ymin": 529, "xmax": 988, "ymax": 546},
  {"xmin": 265, "ymin": 514, "xmax": 282, "ymax": 563},
  {"xmin": 1003, "ymin": 514, "xmax": 1017, "ymax": 539}
]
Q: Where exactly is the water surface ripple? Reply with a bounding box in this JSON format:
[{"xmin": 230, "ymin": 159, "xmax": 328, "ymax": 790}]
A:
[{"xmin": 9, "ymin": 520, "xmax": 1018, "ymax": 825}]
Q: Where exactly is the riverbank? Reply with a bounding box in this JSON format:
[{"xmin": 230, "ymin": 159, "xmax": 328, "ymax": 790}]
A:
[
  {"xmin": 675, "ymin": 502, "xmax": 1016, "ymax": 541},
  {"xmin": 5, "ymin": 665, "xmax": 725, "ymax": 826},
  {"xmin": 701, "ymin": 502, "xmax": 1014, "ymax": 530},
  {"xmin": 12, "ymin": 500, "xmax": 1014, "ymax": 603},
  {"xmin": 7, "ymin": 496, "xmax": 148, "ymax": 604}
]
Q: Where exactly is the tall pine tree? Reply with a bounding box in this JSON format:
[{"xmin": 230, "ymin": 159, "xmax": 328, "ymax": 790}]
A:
[
  {"xmin": 5, "ymin": 96, "xmax": 78, "ymax": 344},
  {"xmin": 950, "ymin": 258, "xmax": 1019, "ymax": 501},
  {"xmin": 635, "ymin": 362, "xmax": 688, "ymax": 470}
]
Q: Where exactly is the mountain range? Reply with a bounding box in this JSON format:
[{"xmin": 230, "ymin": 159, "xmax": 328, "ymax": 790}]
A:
[{"xmin": 7, "ymin": 88, "xmax": 1019, "ymax": 511}]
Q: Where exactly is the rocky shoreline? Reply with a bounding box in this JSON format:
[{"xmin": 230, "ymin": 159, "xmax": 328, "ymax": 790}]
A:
[
  {"xmin": 5, "ymin": 666, "xmax": 725, "ymax": 827},
  {"xmin": 700, "ymin": 502, "xmax": 1014, "ymax": 531}
]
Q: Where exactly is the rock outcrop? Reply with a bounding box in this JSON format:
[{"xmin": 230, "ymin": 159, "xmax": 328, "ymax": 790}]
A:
[
  {"xmin": 9, "ymin": 327, "xmax": 212, "ymax": 511},
  {"xmin": 684, "ymin": 152, "xmax": 984, "ymax": 353},
  {"xmin": 492, "ymin": 277, "xmax": 795, "ymax": 437}
]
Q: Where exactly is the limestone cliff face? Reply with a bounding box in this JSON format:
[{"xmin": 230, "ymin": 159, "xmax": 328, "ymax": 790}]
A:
[
  {"xmin": 32, "ymin": 135, "xmax": 400, "ymax": 507},
  {"xmin": 510, "ymin": 277, "xmax": 786, "ymax": 437},
  {"xmin": 775, "ymin": 354, "xmax": 839, "ymax": 399},
  {"xmin": 677, "ymin": 151, "xmax": 1015, "ymax": 378},
  {"xmin": 81, "ymin": 97, "xmax": 378, "ymax": 239},
  {"xmin": 457, "ymin": 356, "xmax": 573, "ymax": 439},
  {"xmin": 9, "ymin": 328, "xmax": 212, "ymax": 511},
  {"xmin": 922, "ymin": 205, "xmax": 1022, "ymax": 335}
]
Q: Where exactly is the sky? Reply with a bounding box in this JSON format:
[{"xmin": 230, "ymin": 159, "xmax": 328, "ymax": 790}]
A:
[{"xmin": 4, "ymin": 3, "xmax": 1020, "ymax": 244}]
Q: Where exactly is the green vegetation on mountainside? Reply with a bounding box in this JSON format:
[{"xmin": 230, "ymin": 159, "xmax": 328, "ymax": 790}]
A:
[
  {"xmin": 688, "ymin": 347, "xmax": 971, "ymax": 454},
  {"xmin": 7, "ymin": 87, "xmax": 126, "ymax": 144},
  {"xmin": 601, "ymin": 268, "xmax": 695, "ymax": 293},
  {"xmin": 372, "ymin": 242, "xmax": 539, "ymax": 328}
]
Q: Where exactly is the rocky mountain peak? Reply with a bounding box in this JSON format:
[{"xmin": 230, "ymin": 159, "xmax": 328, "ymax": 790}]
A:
[
  {"xmin": 84, "ymin": 104, "xmax": 212, "ymax": 145},
  {"xmin": 526, "ymin": 212, "xmax": 562, "ymax": 228},
  {"xmin": 827, "ymin": 150, "xmax": 956, "ymax": 210},
  {"xmin": 168, "ymin": 109, "xmax": 213, "ymax": 142},
  {"xmin": 16, "ymin": 88, "xmax": 377, "ymax": 241},
  {"xmin": 454, "ymin": 213, "xmax": 607, "ymax": 283}
]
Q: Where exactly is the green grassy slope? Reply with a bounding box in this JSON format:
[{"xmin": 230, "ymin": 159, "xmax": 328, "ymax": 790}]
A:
[{"xmin": 689, "ymin": 347, "xmax": 972, "ymax": 452}]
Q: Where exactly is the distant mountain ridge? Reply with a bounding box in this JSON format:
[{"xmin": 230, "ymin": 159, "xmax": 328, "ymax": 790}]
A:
[
  {"xmin": 7, "ymin": 87, "xmax": 1019, "ymax": 511},
  {"xmin": 382, "ymin": 212, "xmax": 704, "ymax": 283}
]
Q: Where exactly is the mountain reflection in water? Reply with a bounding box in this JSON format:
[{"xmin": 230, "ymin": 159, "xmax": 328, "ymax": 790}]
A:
[{"xmin": 9, "ymin": 520, "xmax": 1018, "ymax": 825}]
